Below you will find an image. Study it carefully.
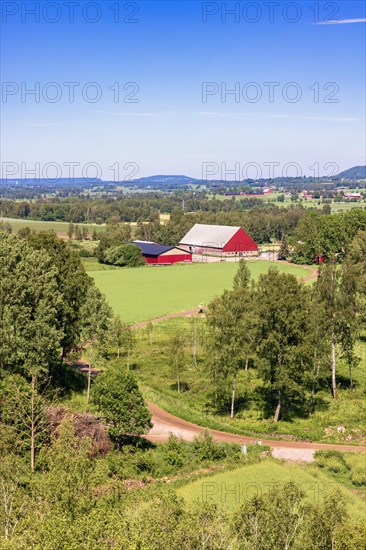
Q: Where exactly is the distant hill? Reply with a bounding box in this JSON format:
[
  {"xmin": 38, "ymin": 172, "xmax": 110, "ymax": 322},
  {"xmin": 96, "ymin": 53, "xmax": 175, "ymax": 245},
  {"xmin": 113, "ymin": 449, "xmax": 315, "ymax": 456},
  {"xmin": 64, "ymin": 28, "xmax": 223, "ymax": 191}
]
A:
[
  {"xmin": 334, "ymin": 166, "xmax": 366, "ymax": 180},
  {"xmin": 130, "ymin": 175, "xmax": 201, "ymax": 185},
  {"xmin": 0, "ymin": 178, "xmax": 102, "ymax": 186}
]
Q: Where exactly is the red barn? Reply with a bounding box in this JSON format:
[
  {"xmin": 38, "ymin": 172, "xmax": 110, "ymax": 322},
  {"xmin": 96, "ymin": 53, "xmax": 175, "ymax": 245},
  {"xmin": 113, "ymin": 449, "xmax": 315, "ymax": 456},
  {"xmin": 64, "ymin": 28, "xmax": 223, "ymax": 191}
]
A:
[
  {"xmin": 179, "ymin": 224, "xmax": 258, "ymax": 256},
  {"xmin": 132, "ymin": 241, "xmax": 192, "ymax": 265}
]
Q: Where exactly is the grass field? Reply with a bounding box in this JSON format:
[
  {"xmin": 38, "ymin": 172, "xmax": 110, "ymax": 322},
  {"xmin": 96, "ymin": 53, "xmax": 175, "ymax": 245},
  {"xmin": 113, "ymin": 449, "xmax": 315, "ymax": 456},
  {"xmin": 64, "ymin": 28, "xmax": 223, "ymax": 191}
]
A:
[
  {"xmin": 0, "ymin": 217, "xmax": 106, "ymax": 235},
  {"xmin": 89, "ymin": 260, "xmax": 310, "ymax": 323},
  {"xmin": 177, "ymin": 460, "xmax": 365, "ymax": 518},
  {"xmin": 121, "ymin": 317, "xmax": 366, "ymax": 444},
  {"xmin": 211, "ymin": 193, "xmax": 366, "ymax": 212}
]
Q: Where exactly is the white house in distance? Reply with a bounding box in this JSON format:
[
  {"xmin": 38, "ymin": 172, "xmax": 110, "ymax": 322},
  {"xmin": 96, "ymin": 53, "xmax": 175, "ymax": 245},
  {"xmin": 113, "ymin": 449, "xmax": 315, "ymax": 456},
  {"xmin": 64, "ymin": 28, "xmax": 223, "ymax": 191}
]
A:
[{"xmin": 179, "ymin": 224, "xmax": 258, "ymax": 256}]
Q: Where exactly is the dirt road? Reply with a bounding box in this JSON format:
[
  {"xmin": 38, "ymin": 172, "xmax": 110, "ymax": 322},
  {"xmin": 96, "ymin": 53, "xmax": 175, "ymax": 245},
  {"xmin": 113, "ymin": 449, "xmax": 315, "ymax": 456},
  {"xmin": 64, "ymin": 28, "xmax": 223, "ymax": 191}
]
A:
[
  {"xmin": 133, "ymin": 308, "xmax": 201, "ymax": 329},
  {"xmin": 147, "ymin": 402, "xmax": 366, "ymax": 462}
]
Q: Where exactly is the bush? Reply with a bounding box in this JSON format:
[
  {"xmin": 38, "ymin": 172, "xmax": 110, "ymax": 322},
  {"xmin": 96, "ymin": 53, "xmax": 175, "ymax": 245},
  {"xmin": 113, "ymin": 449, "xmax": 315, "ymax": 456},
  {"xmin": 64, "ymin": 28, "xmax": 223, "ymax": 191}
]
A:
[
  {"xmin": 350, "ymin": 467, "xmax": 366, "ymax": 486},
  {"xmin": 103, "ymin": 243, "xmax": 145, "ymax": 267},
  {"xmin": 314, "ymin": 450, "xmax": 348, "ymax": 474},
  {"xmin": 192, "ymin": 430, "xmax": 235, "ymax": 461},
  {"xmin": 92, "ymin": 370, "xmax": 152, "ymax": 444}
]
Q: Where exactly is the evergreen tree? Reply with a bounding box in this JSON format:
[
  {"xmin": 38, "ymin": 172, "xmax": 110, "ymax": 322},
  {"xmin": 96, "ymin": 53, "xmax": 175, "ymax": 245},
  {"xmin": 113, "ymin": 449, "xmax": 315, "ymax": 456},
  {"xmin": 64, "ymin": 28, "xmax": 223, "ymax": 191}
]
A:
[{"xmin": 278, "ymin": 233, "xmax": 290, "ymax": 259}]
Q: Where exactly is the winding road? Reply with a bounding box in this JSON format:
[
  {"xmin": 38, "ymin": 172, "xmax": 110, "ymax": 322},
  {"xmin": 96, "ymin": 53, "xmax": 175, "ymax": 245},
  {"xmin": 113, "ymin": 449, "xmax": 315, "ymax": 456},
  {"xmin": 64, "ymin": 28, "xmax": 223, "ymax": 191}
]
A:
[
  {"xmin": 83, "ymin": 261, "xmax": 360, "ymax": 462},
  {"xmin": 147, "ymin": 401, "xmax": 366, "ymax": 462}
]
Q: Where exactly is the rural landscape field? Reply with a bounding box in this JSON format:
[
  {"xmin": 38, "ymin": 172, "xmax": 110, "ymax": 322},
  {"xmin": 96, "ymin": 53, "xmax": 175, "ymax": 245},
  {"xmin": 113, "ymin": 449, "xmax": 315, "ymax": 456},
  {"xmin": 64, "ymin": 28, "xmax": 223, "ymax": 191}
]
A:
[
  {"xmin": 88, "ymin": 260, "xmax": 311, "ymax": 322},
  {"xmin": 1, "ymin": 0, "xmax": 366, "ymax": 548}
]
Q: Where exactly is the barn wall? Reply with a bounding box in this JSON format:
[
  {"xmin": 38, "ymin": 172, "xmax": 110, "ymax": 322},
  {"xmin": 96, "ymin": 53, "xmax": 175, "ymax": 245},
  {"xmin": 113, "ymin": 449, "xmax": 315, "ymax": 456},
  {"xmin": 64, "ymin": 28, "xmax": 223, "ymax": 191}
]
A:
[
  {"xmin": 223, "ymin": 228, "xmax": 258, "ymax": 253},
  {"xmin": 144, "ymin": 254, "xmax": 192, "ymax": 264},
  {"xmin": 158, "ymin": 254, "xmax": 192, "ymax": 264}
]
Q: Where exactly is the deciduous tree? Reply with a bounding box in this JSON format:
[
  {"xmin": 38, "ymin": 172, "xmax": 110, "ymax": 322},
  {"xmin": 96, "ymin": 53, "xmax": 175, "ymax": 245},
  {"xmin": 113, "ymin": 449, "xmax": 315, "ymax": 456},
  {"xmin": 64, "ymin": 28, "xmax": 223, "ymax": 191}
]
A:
[
  {"xmin": 92, "ymin": 370, "xmax": 152, "ymax": 443},
  {"xmin": 255, "ymin": 268, "xmax": 312, "ymax": 422}
]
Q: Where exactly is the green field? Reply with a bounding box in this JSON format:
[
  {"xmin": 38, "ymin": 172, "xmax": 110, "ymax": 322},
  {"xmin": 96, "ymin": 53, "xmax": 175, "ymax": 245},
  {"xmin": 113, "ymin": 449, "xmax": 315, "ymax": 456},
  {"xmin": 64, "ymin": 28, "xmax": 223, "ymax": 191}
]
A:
[
  {"xmin": 177, "ymin": 460, "xmax": 365, "ymax": 518},
  {"xmin": 89, "ymin": 260, "xmax": 310, "ymax": 323},
  {"xmin": 212, "ymin": 193, "xmax": 366, "ymax": 212},
  {"xmin": 125, "ymin": 317, "xmax": 366, "ymax": 444},
  {"xmin": 0, "ymin": 217, "xmax": 106, "ymax": 235}
]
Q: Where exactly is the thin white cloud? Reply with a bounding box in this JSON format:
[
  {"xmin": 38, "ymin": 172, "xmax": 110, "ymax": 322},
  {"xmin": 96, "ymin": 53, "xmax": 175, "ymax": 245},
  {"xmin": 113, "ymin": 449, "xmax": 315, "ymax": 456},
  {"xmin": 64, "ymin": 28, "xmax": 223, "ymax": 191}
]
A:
[
  {"xmin": 192, "ymin": 112, "xmax": 359, "ymax": 122},
  {"xmin": 261, "ymin": 113, "xmax": 358, "ymax": 122},
  {"xmin": 316, "ymin": 18, "xmax": 366, "ymax": 25},
  {"xmin": 91, "ymin": 109, "xmax": 158, "ymax": 117}
]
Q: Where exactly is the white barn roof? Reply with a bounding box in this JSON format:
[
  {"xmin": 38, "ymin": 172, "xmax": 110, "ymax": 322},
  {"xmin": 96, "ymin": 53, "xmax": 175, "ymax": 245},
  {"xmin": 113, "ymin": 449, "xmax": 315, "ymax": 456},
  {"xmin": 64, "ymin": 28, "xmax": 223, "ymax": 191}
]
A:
[{"xmin": 180, "ymin": 224, "xmax": 241, "ymax": 248}]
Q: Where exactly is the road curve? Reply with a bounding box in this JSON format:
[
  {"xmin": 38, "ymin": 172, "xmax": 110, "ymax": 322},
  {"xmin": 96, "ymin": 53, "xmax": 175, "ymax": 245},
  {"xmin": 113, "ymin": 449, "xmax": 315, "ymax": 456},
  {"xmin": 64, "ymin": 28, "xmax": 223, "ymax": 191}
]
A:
[{"xmin": 146, "ymin": 401, "xmax": 366, "ymax": 462}]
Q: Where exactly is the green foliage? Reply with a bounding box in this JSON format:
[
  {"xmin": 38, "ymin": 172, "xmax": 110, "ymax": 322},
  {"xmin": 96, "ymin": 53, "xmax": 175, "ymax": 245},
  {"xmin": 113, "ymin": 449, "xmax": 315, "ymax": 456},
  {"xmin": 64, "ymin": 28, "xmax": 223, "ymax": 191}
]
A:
[
  {"xmin": 315, "ymin": 450, "xmax": 366, "ymax": 487},
  {"xmin": 293, "ymin": 209, "xmax": 366, "ymax": 263},
  {"xmin": 233, "ymin": 259, "xmax": 251, "ymax": 290},
  {"xmin": 105, "ymin": 316, "xmax": 136, "ymax": 365},
  {"xmin": 0, "ymin": 232, "xmax": 62, "ymax": 378},
  {"xmin": 206, "ymin": 284, "xmax": 255, "ymax": 416},
  {"xmin": 300, "ymin": 491, "xmax": 348, "ymax": 550},
  {"xmin": 0, "ymin": 220, "xmax": 12, "ymax": 233},
  {"xmin": 103, "ymin": 432, "xmax": 244, "ymax": 479},
  {"xmin": 255, "ymin": 268, "xmax": 313, "ymax": 421},
  {"xmin": 193, "ymin": 430, "xmax": 233, "ymax": 461},
  {"xmin": 277, "ymin": 233, "xmax": 290, "ymax": 258},
  {"xmin": 168, "ymin": 331, "xmax": 187, "ymax": 392},
  {"xmin": 92, "ymin": 369, "xmax": 152, "ymax": 441},
  {"xmin": 27, "ymin": 231, "xmax": 93, "ymax": 358},
  {"xmin": 232, "ymin": 482, "xmax": 305, "ymax": 550},
  {"xmin": 0, "ymin": 374, "xmax": 48, "ymax": 460},
  {"xmin": 103, "ymin": 243, "xmax": 145, "ymax": 267},
  {"xmin": 95, "ymin": 223, "xmax": 132, "ymax": 262}
]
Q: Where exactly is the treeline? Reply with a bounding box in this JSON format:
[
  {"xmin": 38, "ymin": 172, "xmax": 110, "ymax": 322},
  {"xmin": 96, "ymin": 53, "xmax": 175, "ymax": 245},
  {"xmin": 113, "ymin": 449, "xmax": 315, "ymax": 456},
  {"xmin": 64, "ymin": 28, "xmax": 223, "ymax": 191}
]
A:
[
  {"xmin": 0, "ymin": 231, "xmax": 109, "ymax": 465},
  {"xmin": 204, "ymin": 240, "xmax": 365, "ymax": 421},
  {"xmin": 291, "ymin": 209, "xmax": 366, "ymax": 263},
  {"xmin": 0, "ymin": 230, "xmax": 154, "ymax": 460},
  {"xmin": 96, "ymin": 209, "xmax": 366, "ymax": 266},
  {"xmin": 0, "ymin": 192, "xmax": 300, "ymax": 225}
]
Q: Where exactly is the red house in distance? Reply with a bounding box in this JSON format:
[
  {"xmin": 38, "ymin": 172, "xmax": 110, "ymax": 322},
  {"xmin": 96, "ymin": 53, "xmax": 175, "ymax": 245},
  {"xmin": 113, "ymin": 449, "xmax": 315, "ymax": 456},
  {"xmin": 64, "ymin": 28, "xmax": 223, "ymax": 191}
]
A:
[{"xmin": 179, "ymin": 224, "xmax": 258, "ymax": 256}]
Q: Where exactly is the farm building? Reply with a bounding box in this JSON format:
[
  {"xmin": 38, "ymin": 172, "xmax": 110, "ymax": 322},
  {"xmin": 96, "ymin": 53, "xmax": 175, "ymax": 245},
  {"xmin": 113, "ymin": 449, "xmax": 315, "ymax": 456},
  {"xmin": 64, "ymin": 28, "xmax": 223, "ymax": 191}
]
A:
[
  {"xmin": 132, "ymin": 241, "xmax": 192, "ymax": 265},
  {"xmin": 344, "ymin": 192, "xmax": 361, "ymax": 200},
  {"xmin": 179, "ymin": 224, "xmax": 258, "ymax": 256}
]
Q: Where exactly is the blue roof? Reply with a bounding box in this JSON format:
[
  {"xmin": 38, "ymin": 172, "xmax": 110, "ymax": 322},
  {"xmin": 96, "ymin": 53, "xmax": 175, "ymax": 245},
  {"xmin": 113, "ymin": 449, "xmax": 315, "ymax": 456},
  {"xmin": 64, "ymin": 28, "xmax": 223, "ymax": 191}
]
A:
[{"xmin": 131, "ymin": 241, "xmax": 175, "ymax": 257}]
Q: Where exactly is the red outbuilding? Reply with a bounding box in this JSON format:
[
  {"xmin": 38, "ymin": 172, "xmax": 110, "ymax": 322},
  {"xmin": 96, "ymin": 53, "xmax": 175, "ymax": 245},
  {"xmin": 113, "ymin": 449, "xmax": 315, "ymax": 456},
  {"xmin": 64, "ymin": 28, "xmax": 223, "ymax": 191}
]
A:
[
  {"xmin": 132, "ymin": 241, "xmax": 192, "ymax": 265},
  {"xmin": 179, "ymin": 224, "xmax": 258, "ymax": 256}
]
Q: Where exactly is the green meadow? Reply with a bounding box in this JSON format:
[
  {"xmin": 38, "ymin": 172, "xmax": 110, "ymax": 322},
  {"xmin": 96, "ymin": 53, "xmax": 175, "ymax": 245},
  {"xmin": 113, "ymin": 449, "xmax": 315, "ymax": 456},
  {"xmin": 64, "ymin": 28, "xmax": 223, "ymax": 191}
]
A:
[
  {"xmin": 177, "ymin": 460, "xmax": 365, "ymax": 518},
  {"xmin": 0, "ymin": 217, "xmax": 106, "ymax": 235},
  {"xmin": 212, "ymin": 193, "xmax": 366, "ymax": 212},
  {"xmin": 89, "ymin": 260, "xmax": 310, "ymax": 323}
]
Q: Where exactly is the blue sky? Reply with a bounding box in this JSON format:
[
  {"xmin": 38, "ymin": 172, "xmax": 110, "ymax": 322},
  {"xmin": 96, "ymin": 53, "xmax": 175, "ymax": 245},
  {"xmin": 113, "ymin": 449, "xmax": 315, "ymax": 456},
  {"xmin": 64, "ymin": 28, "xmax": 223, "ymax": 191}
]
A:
[{"xmin": 1, "ymin": 0, "xmax": 365, "ymax": 180}]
